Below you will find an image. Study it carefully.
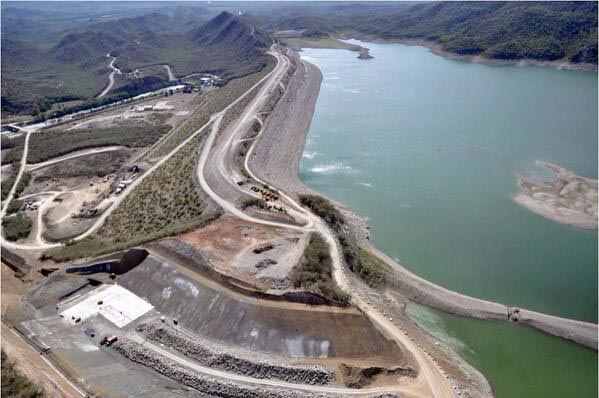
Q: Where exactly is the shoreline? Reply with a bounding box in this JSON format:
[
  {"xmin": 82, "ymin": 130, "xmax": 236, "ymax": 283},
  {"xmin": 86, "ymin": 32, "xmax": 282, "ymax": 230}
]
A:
[
  {"xmin": 249, "ymin": 49, "xmax": 598, "ymax": 350},
  {"xmin": 513, "ymin": 161, "xmax": 598, "ymax": 230},
  {"xmin": 340, "ymin": 35, "xmax": 598, "ymax": 72},
  {"xmin": 283, "ymin": 33, "xmax": 597, "ymax": 72}
]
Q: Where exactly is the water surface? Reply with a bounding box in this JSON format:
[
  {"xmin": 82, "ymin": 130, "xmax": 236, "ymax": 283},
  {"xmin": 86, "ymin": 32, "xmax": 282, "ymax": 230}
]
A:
[
  {"xmin": 299, "ymin": 40, "xmax": 597, "ymax": 398},
  {"xmin": 300, "ymin": 41, "xmax": 597, "ymax": 322}
]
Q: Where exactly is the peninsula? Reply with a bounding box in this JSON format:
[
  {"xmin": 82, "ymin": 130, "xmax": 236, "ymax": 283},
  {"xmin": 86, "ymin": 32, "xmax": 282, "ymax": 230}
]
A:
[{"xmin": 515, "ymin": 161, "xmax": 598, "ymax": 230}]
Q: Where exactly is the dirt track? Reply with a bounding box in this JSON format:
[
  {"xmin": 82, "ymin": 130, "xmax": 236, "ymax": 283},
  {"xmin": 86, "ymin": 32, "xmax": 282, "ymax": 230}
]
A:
[
  {"xmin": 195, "ymin": 47, "xmax": 456, "ymax": 398},
  {"xmin": 97, "ymin": 54, "xmax": 121, "ymax": 98},
  {"xmin": 245, "ymin": 50, "xmax": 598, "ymax": 351},
  {"xmin": 1, "ymin": 322, "xmax": 85, "ymax": 398}
]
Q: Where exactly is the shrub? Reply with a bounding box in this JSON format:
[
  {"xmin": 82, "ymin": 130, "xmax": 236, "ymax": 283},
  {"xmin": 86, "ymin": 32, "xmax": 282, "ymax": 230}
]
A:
[
  {"xmin": 5, "ymin": 199, "xmax": 23, "ymax": 215},
  {"xmin": 14, "ymin": 172, "xmax": 31, "ymax": 198},
  {"xmin": 299, "ymin": 194, "xmax": 345, "ymax": 231},
  {"xmin": 1, "ymin": 350, "xmax": 45, "ymax": 398},
  {"xmin": 241, "ymin": 197, "xmax": 267, "ymax": 210},
  {"xmin": 2, "ymin": 212, "xmax": 32, "ymax": 241},
  {"xmin": 28, "ymin": 120, "xmax": 171, "ymax": 163},
  {"xmin": 299, "ymin": 194, "xmax": 388, "ymax": 288},
  {"xmin": 292, "ymin": 233, "xmax": 349, "ymax": 303}
]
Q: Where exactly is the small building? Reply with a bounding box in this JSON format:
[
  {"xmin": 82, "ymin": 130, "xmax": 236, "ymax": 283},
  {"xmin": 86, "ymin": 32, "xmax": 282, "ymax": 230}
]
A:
[{"xmin": 133, "ymin": 105, "xmax": 153, "ymax": 112}]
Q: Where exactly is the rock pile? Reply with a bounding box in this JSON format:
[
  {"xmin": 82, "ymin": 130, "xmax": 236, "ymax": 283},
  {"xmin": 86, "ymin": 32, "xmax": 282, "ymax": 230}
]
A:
[
  {"xmin": 113, "ymin": 338, "xmax": 391, "ymax": 398},
  {"xmin": 142, "ymin": 322, "xmax": 334, "ymax": 385}
]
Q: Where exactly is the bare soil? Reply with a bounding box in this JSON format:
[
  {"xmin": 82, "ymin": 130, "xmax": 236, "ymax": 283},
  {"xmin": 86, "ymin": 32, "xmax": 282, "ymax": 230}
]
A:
[{"xmin": 179, "ymin": 214, "xmax": 307, "ymax": 290}]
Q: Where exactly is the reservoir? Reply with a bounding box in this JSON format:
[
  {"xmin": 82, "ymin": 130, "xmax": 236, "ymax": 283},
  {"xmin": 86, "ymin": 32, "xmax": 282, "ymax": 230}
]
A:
[{"xmin": 300, "ymin": 41, "xmax": 597, "ymax": 397}]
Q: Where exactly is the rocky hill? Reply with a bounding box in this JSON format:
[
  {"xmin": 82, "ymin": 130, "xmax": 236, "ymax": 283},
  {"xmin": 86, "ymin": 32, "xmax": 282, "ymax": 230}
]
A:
[{"xmin": 2, "ymin": 10, "xmax": 270, "ymax": 116}]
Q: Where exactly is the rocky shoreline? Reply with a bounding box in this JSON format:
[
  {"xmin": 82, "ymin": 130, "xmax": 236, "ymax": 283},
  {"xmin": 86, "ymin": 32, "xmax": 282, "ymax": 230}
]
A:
[
  {"xmin": 248, "ymin": 48, "xmax": 598, "ymax": 352},
  {"xmin": 514, "ymin": 161, "xmax": 598, "ymax": 230}
]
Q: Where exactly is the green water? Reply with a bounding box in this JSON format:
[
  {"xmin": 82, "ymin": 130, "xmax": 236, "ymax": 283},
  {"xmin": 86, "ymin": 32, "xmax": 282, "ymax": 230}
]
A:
[
  {"xmin": 299, "ymin": 41, "xmax": 597, "ymax": 397},
  {"xmin": 408, "ymin": 305, "xmax": 598, "ymax": 398}
]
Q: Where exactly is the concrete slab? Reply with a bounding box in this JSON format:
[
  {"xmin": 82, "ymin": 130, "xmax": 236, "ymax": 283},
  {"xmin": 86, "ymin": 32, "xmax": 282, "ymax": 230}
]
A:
[{"xmin": 60, "ymin": 284, "xmax": 153, "ymax": 328}]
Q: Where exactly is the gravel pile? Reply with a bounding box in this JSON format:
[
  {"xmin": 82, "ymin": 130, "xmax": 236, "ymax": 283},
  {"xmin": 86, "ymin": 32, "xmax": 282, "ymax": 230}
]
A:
[
  {"xmin": 142, "ymin": 322, "xmax": 335, "ymax": 385},
  {"xmin": 112, "ymin": 338, "xmax": 362, "ymax": 398}
]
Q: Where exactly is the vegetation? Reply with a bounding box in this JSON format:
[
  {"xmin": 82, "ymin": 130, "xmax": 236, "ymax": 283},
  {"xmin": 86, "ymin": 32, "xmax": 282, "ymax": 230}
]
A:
[
  {"xmin": 43, "ymin": 130, "xmax": 222, "ymax": 261},
  {"xmin": 5, "ymin": 199, "xmax": 23, "ymax": 215},
  {"xmin": 355, "ymin": 247, "xmax": 390, "ymax": 288},
  {"xmin": 2, "ymin": 212, "xmax": 32, "ymax": 241},
  {"xmin": 149, "ymin": 58, "xmax": 274, "ymax": 158},
  {"xmin": 241, "ymin": 197, "xmax": 267, "ymax": 210},
  {"xmin": 2, "ymin": 9, "xmax": 269, "ymax": 116},
  {"xmin": 299, "ymin": 195, "xmax": 345, "ymax": 230},
  {"xmin": 260, "ymin": 2, "xmax": 598, "ymax": 64},
  {"xmin": 1, "ymin": 166, "xmax": 17, "ymax": 200},
  {"xmin": 1, "ymin": 350, "xmax": 45, "ymax": 398},
  {"xmin": 1, "ymin": 134, "xmax": 25, "ymax": 165},
  {"xmin": 33, "ymin": 150, "xmax": 129, "ymax": 180},
  {"xmin": 292, "ymin": 233, "xmax": 350, "ymax": 303},
  {"xmin": 14, "ymin": 172, "xmax": 31, "ymax": 198},
  {"xmin": 299, "ymin": 194, "xmax": 389, "ymax": 288},
  {"xmin": 28, "ymin": 119, "xmax": 171, "ymax": 163}
]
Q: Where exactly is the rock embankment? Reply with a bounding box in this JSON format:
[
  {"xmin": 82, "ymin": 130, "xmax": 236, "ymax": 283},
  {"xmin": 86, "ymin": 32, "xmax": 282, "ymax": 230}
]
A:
[
  {"xmin": 248, "ymin": 52, "xmax": 321, "ymax": 196},
  {"xmin": 142, "ymin": 321, "xmax": 335, "ymax": 385},
  {"xmin": 112, "ymin": 338, "xmax": 399, "ymax": 398}
]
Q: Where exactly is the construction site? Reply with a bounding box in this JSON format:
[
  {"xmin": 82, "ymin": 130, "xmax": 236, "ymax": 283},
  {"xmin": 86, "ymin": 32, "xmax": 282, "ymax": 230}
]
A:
[
  {"xmin": 5, "ymin": 246, "xmax": 417, "ymax": 398},
  {"xmin": 2, "ymin": 11, "xmax": 596, "ymax": 398}
]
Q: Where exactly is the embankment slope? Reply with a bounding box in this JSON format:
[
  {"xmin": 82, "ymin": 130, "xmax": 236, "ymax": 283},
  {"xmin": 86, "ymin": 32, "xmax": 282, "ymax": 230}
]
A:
[{"xmin": 249, "ymin": 51, "xmax": 598, "ymax": 350}]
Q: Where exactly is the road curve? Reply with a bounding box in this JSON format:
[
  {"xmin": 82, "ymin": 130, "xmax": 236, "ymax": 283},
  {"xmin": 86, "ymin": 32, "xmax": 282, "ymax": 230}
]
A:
[
  {"xmin": 196, "ymin": 48, "xmax": 455, "ymax": 398},
  {"xmin": 97, "ymin": 54, "xmax": 121, "ymax": 99},
  {"xmin": 0, "ymin": 129, "xmax": 31, "ymax": 219},
  {"xmin": 0, "ymin": 48, "xmax": 285, "ymax": 251}
]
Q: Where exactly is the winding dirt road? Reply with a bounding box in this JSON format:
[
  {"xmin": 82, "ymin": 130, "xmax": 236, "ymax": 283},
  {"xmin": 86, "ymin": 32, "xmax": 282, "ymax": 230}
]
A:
[
  {"xmin": 97, "ymin": 54, "xmax": 121, "ymax": 98},
  {"xmin": 196, "ymin": 49, "xmax": 455, "ymax": 398},
  {"xmin": 0, "ymin": 129, "xmax": 31, "ymax": 219},
  {"xmin": 0, "ymin": 48, "xmax": 282, "ymax": 251}
]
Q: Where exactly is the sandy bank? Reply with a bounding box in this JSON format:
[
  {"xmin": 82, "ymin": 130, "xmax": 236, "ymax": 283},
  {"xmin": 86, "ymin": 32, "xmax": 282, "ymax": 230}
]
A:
[
  {"xmin": 514, "ymin": 161, "xmax": 597, "ymax": 230},
  {"xmin": 249, "ymin": 49, "xmax": 598, "ymax": 351}
]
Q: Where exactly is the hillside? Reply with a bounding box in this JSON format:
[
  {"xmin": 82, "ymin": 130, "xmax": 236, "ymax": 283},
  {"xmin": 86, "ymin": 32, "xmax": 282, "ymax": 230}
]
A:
[
  {"xmin": 257, "ymin": 1, "xmax": 598, "ymax": 65},
  {"xmin": 1, "ymin": 10, "xmax": 270, "ymax": 116}
]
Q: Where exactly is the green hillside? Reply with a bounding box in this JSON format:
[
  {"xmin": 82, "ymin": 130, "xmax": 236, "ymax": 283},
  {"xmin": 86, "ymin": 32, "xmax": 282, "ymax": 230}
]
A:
[
  {"xmin": 254, "ymin": 1, "xmax": 598, "ymax": 64},
  {"xmin": 1, "ymin": 10, "xmax": 270, "ymax": 116}
]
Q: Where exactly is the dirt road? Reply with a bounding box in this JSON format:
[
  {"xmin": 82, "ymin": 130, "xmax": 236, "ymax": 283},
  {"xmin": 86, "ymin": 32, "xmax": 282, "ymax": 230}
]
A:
[
  {"xmin": 27, "ymin": 146, "xmax": 124, "ymax": 171},
  {"xmin": 97, "ymin": 54, "xmax": 121, "ymax": 98},
  {"xmin": 164, "ymin": 64, "xmax": 176, "ymax": 81},
  {"xmin": 0, "ymin": 47, "xmax": 280, "ymax": 251},
  {"xmin": 196, "ymin": 49, "xmax": 455, "ymax": 398},
  {"xmin": 1, "ymin": 322, "xmax": 86, "ymax": 398},
  {"xmin": 0, "ymin": 129, "xmax": 31, "ymax": 219}
]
